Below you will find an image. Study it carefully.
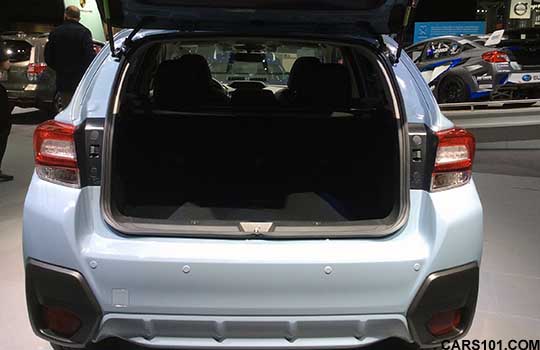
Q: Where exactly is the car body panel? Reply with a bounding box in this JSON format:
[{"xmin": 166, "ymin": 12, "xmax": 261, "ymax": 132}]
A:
[
  {"xmin": 385, "ymin": 36, "xmax": 455, "ymax": 131},
  {"xmin": 23, "ymin": 176, "xmax": 482, "ymax": 330}
]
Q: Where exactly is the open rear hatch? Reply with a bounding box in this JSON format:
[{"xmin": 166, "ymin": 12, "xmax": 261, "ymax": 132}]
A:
[
  {"xmin": 97, "ymin": 1, "xmax": 412, "ymax": 238},
  {"xmin": 98, "ymin": 0, "xmax": 412, "ymax": 34}
]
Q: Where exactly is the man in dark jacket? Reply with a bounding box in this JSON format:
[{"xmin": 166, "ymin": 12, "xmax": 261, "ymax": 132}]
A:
[
  {"xmin": 45, "ymin": 6, "xmax": 96, "ymax": 110},
  {"xmin": 0, "ymin": 40, "xmax": 14, "ymax": 182}
]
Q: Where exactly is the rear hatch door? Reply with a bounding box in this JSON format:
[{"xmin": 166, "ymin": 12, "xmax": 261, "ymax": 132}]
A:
[{"xmin": 98, "ymin": 0, "xmax": 411, "ymax": 34}]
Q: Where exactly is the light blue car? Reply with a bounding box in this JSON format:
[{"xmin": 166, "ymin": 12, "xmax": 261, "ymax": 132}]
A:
[{"xmin": 23, "ymin": 1, "xmax": 483, "ymax": 349}]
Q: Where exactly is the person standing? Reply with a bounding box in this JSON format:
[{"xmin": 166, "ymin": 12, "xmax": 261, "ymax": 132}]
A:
[
  {"xmin": 0, "ymin": 40, "xmax": 14, "ymax": 182},
  {"xmin": 45, "ymin": 6, "xmax": 96, "ymax": 111}
]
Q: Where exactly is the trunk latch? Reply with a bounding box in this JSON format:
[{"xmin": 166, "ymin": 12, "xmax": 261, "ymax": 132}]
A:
[{"xmin": 239, "ymin": 222, "xmax": 274, "ymax": 234}]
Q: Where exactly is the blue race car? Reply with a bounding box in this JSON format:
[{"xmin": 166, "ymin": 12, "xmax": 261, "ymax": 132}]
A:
[{"xmin": 406, "ymin": 32, "xmax": 540, "ymax": 103}]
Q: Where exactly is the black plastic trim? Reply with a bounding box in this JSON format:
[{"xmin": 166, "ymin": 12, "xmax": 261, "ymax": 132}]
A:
[
  {"xmin": 409, "ymin": 123, "xmax": 438, "ymax": 191},
  {"xmin": 407, "ymin": 262, "xmax": 480, "ymax": 347},
  {"xmin": 76, "ymin": 118, "xmax": 105, "ymax": 187},
  {"xmin": 25, "ymin": 259, "xmax": 102, "ymax": 348}
]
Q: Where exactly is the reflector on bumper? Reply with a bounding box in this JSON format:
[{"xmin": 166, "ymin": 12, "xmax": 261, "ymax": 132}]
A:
[
  {"xmin": 25, "ymin": 260, "xmax": 102, "ymax": 347},
  {"xmin": 407, "ymin": 262, "xmax": 479, "ymax": 347}
]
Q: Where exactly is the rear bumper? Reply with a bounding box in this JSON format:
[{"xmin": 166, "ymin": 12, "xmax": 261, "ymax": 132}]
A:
[
  {"xmin": 25, "ymin": 259, "xmax": 479, "ymax": 349},
  {"xmin": 23, "ymin": 178, "xmax": 483, "ymax": 348},
  {"xmin": 7, "ymin": 88, "xmax": 53, "ymax": 108},
  {"xmin": 494, "ymin": 83, "xmax": 540, "ymax": 98},
  {"xmin": 492, "ymin": 71, "xmax": 540, "ymax": 99},
  {"xmin": 97, "ymin": 313, "xmax": 411, "ymax": 349}
]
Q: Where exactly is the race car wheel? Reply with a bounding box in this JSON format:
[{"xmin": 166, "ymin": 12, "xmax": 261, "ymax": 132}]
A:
[{"xmin": 437, "ymin": 76, "xmax": 469, "ymax": 103}]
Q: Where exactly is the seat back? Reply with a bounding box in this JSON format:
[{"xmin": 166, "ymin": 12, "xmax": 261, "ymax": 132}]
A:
[{"xmin": 154, "ymin": 54, "xmax": 228, "ymax": 109}]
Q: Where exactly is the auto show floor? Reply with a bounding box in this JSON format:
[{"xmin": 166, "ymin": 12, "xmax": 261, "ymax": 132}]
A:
[{"xmin": 1, "ymin": 114, "xmax": 540, "ymax": 350}]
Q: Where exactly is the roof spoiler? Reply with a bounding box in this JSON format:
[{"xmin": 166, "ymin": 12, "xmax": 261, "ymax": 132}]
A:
[
  {"xmin": 485, "ymin": 29, "xmax": 505, "ymax": 47},
  {"xmin": 101, "ymin": 0, "xmax": 118, "ymax": 57}
]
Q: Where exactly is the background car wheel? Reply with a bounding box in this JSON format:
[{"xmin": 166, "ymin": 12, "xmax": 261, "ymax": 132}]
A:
[{"xmin": 437, "ymin": 76, "xmax": 469, "ymax": 104}]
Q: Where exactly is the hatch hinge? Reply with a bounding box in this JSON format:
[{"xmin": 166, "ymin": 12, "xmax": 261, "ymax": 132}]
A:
[
  {"xmin": 120, "ymin": 18, "xmax": 153, "ymax": 56},
  {"xmin": 101, "ymin": 0, "xmax": 119, "ymax": 57},
  {"xmin": 101, "ymin": 0, "xmax": 151, "ymax": 57},
  {"xmin": 395, "ymin": 0, "xmax": 419, "ymax": 64}
]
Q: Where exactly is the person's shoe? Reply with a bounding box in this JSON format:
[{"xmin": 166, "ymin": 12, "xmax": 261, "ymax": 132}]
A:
[{"xmin": 0, "ymin": 172, "xmax": 14, "ymax": 182}]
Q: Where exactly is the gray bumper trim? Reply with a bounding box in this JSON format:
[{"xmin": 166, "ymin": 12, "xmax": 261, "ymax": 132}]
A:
[{"xmin": 95, "ymin": 314, "xmax": 412, "ymax": 349}]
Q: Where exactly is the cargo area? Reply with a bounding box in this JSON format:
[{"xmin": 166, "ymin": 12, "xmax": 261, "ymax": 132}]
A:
[{"xmin": 104, "ymin": 37, "xmax": 405, "ymax": 235}]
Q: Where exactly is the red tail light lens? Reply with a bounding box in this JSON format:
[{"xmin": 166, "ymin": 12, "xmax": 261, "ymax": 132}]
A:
[
  {"xmin": 27, "ymin": 63, "xmax": 47, "ymax": 82},
  {"xmin": 481, "ymin": 50, "xmax": 509, "ymax": 63},
  {"xmin": 42, "ymin": 306, "xmax": 81, "ymax": 338},
  {"xmin": 427, "ymin": 309, "xmax": 462, "ymax": 336},
  {"xmin": 431, "ymin": 128, "xmax": 475, "ymax": 192},
  {"xmin": 34, "ymin": 120, "xmax": 80, "ymax": 187}
]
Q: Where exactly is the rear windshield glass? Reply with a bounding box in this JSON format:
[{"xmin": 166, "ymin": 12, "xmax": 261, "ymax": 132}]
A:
[
  {"xmin": 125, "ymin": 39, "xmax": 388, "ymax": 114},
  {"xmin": 1, "ymin": 40, "xmax": 32, "ymax": 63},
  {"xmin": 143, "ymin": 0, "xmax": 385, "ymax": 10},
  {"xmin": 203, "ymin": 44, "xmax": 326, "ymax": 85}
]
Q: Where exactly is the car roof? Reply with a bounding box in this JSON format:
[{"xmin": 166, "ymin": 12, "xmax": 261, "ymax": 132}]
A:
[{"xmin": 1, "ymin": 32, "xmax": 49, "ymax": 45}]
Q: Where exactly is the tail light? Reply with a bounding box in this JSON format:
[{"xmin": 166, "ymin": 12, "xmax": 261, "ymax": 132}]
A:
[
  {"xmin": 481, "ymin": 50, "xmax": 509, "ymax": 63},
  {"xmin": 431, "ymin": 128, "xmax": 475, "ymax": 192},
  {"xmin": 27, "ymin": 63, "xmax": 47, "ymax": 82},
  {"xmin": 33, "ymin": 120, "xmax": 80, "ymax": 188}
]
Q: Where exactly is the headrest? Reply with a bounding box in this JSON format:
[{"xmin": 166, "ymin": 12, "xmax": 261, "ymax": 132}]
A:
[
  {"xmin": 154, "ymin": 54, "xmax": 214, "ymax": 108},
  {"xmin": 287, "ymin": 57, "xmax": 321, "ymax": 91},
  {"xmin": 314, "ymin": 64, "xmax": 352, "ymax": 110}
]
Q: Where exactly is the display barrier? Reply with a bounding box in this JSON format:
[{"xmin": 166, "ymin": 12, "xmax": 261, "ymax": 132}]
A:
[
  {"xmin": 440, "ymin": 99, "xmax": 540, "ymax": 128},
  {"xmin": 440, "ymin": 99, "xmax": 540, "ymax": 149}
]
